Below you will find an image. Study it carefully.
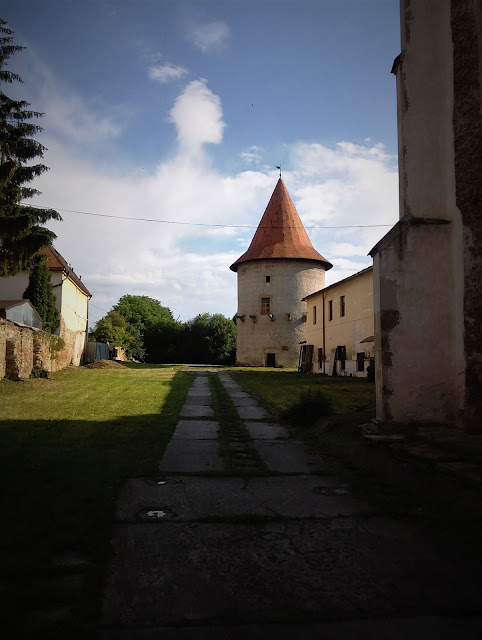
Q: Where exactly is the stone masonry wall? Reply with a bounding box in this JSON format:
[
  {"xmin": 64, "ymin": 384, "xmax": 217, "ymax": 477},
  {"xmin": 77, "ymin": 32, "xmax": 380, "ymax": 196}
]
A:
[
  {"xmin": 0, "ymin": 319, "xmax": 85, "ymax": 380},
  {"xmin": 236, "ymin": 259, "xmax": 326, "ymax": 367}
]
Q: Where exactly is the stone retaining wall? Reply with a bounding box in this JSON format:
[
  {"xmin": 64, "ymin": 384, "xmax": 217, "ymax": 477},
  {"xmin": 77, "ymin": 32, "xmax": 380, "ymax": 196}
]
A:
[{"xmin": 0, "ymin": 319, "xmax": 83, "ymax": 380}]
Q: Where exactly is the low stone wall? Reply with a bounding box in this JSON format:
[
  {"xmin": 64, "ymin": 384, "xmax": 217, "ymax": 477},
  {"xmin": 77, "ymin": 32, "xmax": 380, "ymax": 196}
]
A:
[{"xmin": 0, "ymin": 319, "xmax": 84, "ymax": 380}]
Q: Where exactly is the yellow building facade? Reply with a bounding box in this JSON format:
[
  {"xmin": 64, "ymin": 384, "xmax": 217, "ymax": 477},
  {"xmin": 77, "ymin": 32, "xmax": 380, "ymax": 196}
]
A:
[{"xmin": 303, "ymin": 266, "xmax": 374, "ymax": 377}]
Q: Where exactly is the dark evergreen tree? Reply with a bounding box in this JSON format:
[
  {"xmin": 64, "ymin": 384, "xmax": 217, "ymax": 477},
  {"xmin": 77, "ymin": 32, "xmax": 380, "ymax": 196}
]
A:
[
  {"xmin": 0, "ymin": 18, "xmax": 61, "ymax": 276},
  {"xmin": 23, "ymin": 255, "xmax": 59, "ymax": 333}
]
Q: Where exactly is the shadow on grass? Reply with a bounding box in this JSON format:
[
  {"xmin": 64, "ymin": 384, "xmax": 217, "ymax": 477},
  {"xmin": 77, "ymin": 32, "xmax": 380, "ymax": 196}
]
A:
[{"xmin": 0, "ymin": 370, "xmax": 192, "ymax": 632}]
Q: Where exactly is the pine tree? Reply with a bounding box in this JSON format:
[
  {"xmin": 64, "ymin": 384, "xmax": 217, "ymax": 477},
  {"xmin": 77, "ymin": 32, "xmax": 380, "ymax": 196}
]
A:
[
  {"xmin": 0, "ymin": 18, "xmax": 61, "ymax": 277},
  {"xmin": 23, "ymin": 255, "xmax": 59, "ymax": 333}
]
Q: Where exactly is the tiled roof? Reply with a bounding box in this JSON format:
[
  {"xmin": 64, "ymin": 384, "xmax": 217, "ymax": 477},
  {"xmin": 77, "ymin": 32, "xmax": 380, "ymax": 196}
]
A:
[
  {"xmin": 230, "ymin": 179, "xmax": 332, "ymax": 272},
  {"xmin": 44, "ymin": 247, "xmax": 91, "ymax": 296},
  {"xmin": 0, "ymin": 299, "xmax": 29, "ymax": 309}
]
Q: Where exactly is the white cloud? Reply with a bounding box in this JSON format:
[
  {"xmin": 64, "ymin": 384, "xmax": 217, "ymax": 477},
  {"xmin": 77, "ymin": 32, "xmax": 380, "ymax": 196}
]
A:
[
  {"xmin": 187, "ymin": 20, "xmax": 231, "ymax": 54},
  {"xmin": 240, "ymin": 146, "xmax": 264, "ymax": 165},
  {"xmin": 20, "ymin": 59, "xmax": 397, "ymax": 327},
  {"xmin": 169, "ymin": 79, "xmax": 226, "ymax": 153},
  {"xmin": 148, "ymin": 63, "xmax": 188, "ymax": 83},
  {"xmin": 30, "ymin": 56, "xmax": 124, "ymax": 146}
]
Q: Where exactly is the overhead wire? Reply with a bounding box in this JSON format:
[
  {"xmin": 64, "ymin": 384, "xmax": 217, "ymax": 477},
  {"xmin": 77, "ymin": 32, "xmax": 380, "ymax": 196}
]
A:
[{"xmin": 28, "ymin": 204, "xmax": 395, "ymax": 230}]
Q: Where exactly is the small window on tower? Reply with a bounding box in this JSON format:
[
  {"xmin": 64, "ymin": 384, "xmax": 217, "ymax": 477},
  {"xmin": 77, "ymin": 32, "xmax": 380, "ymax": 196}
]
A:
[
  {"xmin": 340, "ymin": 295, "xmax": 346, "ymax": 317},
  {"xmin": 313, "ymin": 305, "xmax": 317, "ymax": 325},
  {"xmin": 266, "ymin": 275, "xmax": 271, "ymax": 283},
  {"xmin": 329, "ymin": 300, "xmax": 333, "ymax": 321},
  {"xmin": 261, "ymin": 297, "xmax": 271, "ymax": 314}
]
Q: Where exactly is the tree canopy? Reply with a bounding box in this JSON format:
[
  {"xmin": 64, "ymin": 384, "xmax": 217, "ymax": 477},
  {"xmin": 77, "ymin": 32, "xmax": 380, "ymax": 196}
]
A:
[
  {"xmin": 90, "ymin": 295, "xmax": 174, "ymax": 360},
  {"xmin": 91, "ymin": 295, "xmax": 236, "ymax": 365},
  {"xmin": 0, "ymin": 18, "xmax": 61, "ymax": 276}
]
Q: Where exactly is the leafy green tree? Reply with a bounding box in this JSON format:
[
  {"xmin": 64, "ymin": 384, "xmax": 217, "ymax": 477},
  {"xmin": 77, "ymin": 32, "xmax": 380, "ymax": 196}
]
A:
[
  {"xmin": 0, "ymin": 18, "xmax": 61, "ymax": 276},
  {"xmin": 113, "ymin": 295, "xmax": 174, "ymax": 361},
  {"xmin": 184, "ymin": 313, "xmax": 236, "ymax": 365},
  {"xmin": 22, "ymin": 255, "xmax": 59, "ymax": 333},
  {"xmin": 113, "ymin": 295, "xmax": 173, "ymax": 333},
  {"xmin": 90, "ymin": 310, "xmax": 143, "ymax": 359},
  {"xmin": 143, "ymin": 319, "xmax": 184, "ymax": 364}
]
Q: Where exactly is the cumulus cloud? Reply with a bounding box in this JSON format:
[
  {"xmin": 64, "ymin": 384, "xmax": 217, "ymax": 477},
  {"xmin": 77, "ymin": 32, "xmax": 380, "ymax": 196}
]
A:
[
  {"xmin": 169, "ymin": 79, "xmax": 226, "ymax": 153},
  {"xmin": 240, "ymin": 146, "xmax": 264, "ymax": 165},
  {"xmin": 148, "ymin": 62, "xmax": 188, "ymax": 83},
  {"xmin": 187, "ymin": 20, "xmax": 231, "ymax": 54},
  {"xmin": 20, "ymin": 57, "xmax": 397, "ymax": 326},
  {"xmin": 29, "ymin": 56, "xmax": 124, "ymax": 146}
]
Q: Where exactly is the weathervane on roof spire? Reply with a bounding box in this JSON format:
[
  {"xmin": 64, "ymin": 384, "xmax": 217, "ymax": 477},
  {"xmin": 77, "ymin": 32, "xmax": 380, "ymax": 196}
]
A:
[{"xmin": 276, "ymin": 165, "xmax": 281, "ymax": 179}]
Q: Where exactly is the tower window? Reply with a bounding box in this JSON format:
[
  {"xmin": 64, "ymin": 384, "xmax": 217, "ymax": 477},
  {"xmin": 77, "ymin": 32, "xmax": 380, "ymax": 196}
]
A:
[
  {"xmin": 313, "ymin": 305, "xmax": 317, "ymax": 325},
  {"xmin": 340, "ymin": 295, "xmax": 346, "ymax": 317},
  {"xmin": 329, "ymin": 300, "xmax": 333, "ymax": 321},
  {"xmin": 261, "ymin": 297, "xmax": 271, "ymax": 314},
  {"xmin": 265, "ymin": 275, "xmax": 271, "ymax": 283}
]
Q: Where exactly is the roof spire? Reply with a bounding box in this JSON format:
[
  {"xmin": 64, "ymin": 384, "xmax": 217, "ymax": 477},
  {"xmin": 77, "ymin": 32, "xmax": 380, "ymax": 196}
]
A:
[
  {"xmin": 276, "ymin": 165, "xmax": 281, "ymax": 179},
  {"xmin": 229, "ymin": 178, "xmax": 332, "ymax": 272}
]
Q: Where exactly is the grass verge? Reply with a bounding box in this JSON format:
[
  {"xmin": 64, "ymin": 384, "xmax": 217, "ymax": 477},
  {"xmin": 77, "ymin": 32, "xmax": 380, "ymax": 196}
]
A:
[{"xmin": 209, "ymin": 374, "xmax": 268, "ymax": 475}]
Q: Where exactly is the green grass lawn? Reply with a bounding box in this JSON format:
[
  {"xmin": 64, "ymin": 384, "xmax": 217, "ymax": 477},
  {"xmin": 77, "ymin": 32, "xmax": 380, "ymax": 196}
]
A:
[
  {"xmin": 232, "ymin": 370, "xmax": 376, "ymax": 460},
  {"xmin": 0, "ymin": 364, "xmax": 192, "ymax": 577}
]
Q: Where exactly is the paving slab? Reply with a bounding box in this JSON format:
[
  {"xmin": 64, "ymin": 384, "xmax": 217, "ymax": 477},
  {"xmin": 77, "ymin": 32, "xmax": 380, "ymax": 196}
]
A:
[
  {"xmin": 101, "ymin": 617, "xmax": 482, "ymax": 640},
  {"xmin": 114, "ymin": 476, "xmax": 369, "ymax": 521},
  {"xmin": 244, "ymin": 422, "xmax": 289, "ymax": 440},
  {"xmin": 172, "ymin": 420, "xmax": 218, "ymax": 439},
  {"xmin": 159, "ymin": 440, "xmax": 223, "ymax": 473},
  {"xmin": 101, "ymin": 518, "xmax": 481, "ymax": 628},
  {"xmin": 253, "ymin": 440, "xmax": 326, "ymax": 473},
  {"xmin": 237, "ymin": 406, "xmax": 270, "ymax": 420},
  {"xmin": 224, "ymin": 390, "xmax": 252, "ymax": 398},
  {"xmin": 230, "ymin": 397, "xmax": 261, "ymax": 407},
  {"xmin": 186, "ymin": 390, "xmax": 212, "ymax": 398},
  {"xmin": 183, "ymin": 395, "xmax": 212, "ymax": 406},
  {"xmin": 180, "ymin": 405, "xmax": 214, "ymax": 418}
]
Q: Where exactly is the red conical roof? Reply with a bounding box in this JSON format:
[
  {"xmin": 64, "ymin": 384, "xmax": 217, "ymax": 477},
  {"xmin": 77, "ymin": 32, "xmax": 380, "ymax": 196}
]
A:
[{"xmin": 230, "ymin": 178, "xmax": 332, "ymax": 272}]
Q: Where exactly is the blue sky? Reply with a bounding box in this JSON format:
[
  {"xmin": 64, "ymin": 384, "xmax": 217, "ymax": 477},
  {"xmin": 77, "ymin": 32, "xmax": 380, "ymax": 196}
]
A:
[{"xmin": 2, "ymin": 0, "xmax": 401, "ymax": 325}]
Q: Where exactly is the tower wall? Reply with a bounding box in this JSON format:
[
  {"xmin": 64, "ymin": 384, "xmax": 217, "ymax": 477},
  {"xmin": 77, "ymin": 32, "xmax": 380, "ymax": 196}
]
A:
[{"xmin": 235, "ymin": 259, "xmax": 326, "ymax": 367}]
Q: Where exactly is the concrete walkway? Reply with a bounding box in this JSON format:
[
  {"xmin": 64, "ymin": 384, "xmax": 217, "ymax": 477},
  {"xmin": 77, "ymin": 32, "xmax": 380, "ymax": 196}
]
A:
[{"xmin": 100, "ymin": 373, "xmax": 482, "ymax": 639}]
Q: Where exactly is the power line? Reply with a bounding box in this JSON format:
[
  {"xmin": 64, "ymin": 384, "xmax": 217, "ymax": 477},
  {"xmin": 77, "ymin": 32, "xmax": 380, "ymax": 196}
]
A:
[{"xmin": 28, "ymin": 204, "xmax": 394, "ymax": 230}]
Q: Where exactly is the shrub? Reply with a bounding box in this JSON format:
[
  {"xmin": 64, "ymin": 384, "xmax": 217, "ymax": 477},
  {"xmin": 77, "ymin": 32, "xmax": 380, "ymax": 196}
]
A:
[
  {"xmin": 30, "ymin": 367, "xmax": 49, "ymax": 379},
  {"xmin": 282, "ymin": 389, "xmax": 332, "ymax": 427}
]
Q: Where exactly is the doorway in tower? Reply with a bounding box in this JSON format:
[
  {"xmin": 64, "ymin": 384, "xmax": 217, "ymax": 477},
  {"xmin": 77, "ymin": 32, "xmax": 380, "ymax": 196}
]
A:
[{"xmin": 265, "ymin": 353, "xmax": 276, "ymax": 367}]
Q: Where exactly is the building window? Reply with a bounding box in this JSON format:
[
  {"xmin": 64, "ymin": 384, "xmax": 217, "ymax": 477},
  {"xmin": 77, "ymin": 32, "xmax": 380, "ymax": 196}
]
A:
[
  {"xmin": 313, "ymin": 305, "xmax": 317, "ymax": 325},
  {"xmin": 261, "ymin": 297, "xmax": 271, "ymax": 314},
  {"xmin": 329, "ymin": 300, "xmax": 333, "ymax": 321},
  {"xmin": 340, "ymin": 295, "xmax": 346, "ymax": 317},
  {"xmin": 265, "ymin": 275, "xmax": 271, "ymax": 283},
  {"xmin": 357, "ymin": 352, "xmax": 365, "ymax": 372}
]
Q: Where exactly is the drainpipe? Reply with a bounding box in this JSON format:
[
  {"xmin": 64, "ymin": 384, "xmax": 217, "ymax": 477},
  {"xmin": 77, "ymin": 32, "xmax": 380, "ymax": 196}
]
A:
[{"xmin": 322, "ymin": 291, "xmax": 326, "ymax": 375}]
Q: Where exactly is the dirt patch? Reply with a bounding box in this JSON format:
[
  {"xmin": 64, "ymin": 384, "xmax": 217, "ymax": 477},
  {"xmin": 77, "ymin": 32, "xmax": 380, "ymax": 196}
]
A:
[{"xmin": 85, "ymin": 359, "xmax": 125, "ymax": 370}]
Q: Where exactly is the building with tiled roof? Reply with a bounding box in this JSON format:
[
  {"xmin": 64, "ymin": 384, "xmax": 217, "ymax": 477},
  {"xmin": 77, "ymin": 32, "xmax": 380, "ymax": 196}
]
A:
[
  {"xmin": 0, "ymin": 246, "xmax": 91, "ymax": 369},
  {"xmin": 231, "ymin": 178, "xmax": 332, "ymax": 367}
]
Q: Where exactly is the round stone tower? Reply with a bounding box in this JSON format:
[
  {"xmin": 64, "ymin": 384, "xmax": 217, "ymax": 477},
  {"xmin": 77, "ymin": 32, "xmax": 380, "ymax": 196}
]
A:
[{"xmin": 230, "ymin": 178, "xmax": 332, "ymax": 367}]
